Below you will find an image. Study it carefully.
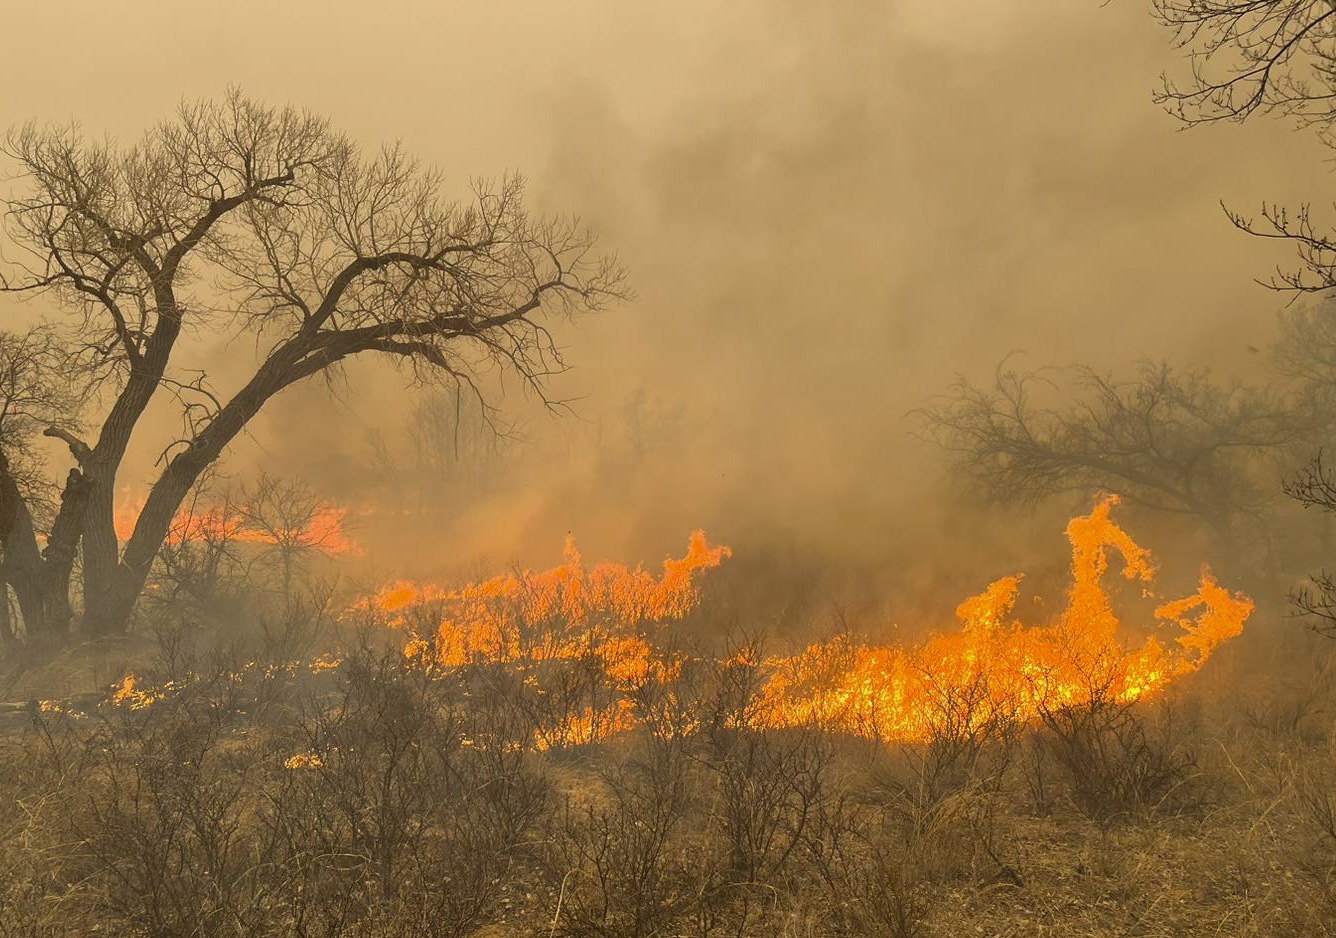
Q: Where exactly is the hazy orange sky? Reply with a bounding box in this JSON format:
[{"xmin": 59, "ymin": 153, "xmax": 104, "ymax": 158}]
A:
[{"xmin": 0, "ymin": 0, "xmax": 1327, "ymax": 582}]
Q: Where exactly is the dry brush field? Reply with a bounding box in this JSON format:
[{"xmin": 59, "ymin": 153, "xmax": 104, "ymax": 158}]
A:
[{"xmin": 0, "ymin": 501, "xmax": 1333, "ymax": 938}]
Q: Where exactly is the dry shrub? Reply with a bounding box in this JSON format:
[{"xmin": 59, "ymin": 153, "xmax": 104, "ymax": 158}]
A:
[
  {"xmin": 1033, "ymin": 696, "xmax": 1198, "ymax": 825},
  {"xmin": 1276, "ymin": 750, "xmax": 1336, "ymax": 934},
  {"xmin": 0, "ymin": 637, "xmax": 553, "ymax": 938},
  {"xmin": 277, "ymin": 648, "xmax": 543, "ymax": 938},
  {"xmin": 545, "ymin": 744, "xmax": 700, "ymax": 938}
]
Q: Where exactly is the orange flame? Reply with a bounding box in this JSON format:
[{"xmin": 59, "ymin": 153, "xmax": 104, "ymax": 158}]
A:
[
  {"xmin": 102, "ymin": 504, "xmax": 1252, "ymax": 751},
  {"xmin": 113, "ymin": 491, "xmax": 355, "ymax": 555},
  {"xmin": 752, "ymin": 497, "xmax": 1251, "ymax": 740},
  {"xmin": 362, "ymin": 530, "xmax": 731, "ymax": 668},
  {"xmin": 362, "ymin": 499, "xmax": 1250, "ymax": 748}
]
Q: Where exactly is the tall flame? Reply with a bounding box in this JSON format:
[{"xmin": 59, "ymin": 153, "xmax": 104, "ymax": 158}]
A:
[{"xmin": 752, "ymin": 497, "xmax": 1251, "ymax": 740}]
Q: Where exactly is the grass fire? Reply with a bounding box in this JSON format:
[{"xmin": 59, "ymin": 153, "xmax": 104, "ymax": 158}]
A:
[
  {"xmin": 7, "ymin": 1, "xmax": 1336, "ymax": 935},
  {"xmin": 343, "ymin": 497, "xmax": 1250, "ymax": 751}
]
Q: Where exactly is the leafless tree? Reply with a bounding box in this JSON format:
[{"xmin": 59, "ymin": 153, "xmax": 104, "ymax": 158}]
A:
[
  {"xmin": 237, "ymin": 472, "xmax": 342, "ymax": 600},
  {"xmin": 363, "ymin": 384, "xmax": 516, "ymax": 516},
  {"xmin": 1284, "ymin": 449, "xmax": 1336, "ymax": 633},
  {"xmin": 413, "ymin": 386, "xmax": 513, "ymax": 489},
  {"xmin": 143, "ymin": 473, "xmax": 246, "ymax": 620},
  {"xmin": 1265, "ymin": 299, "xmax": 1336, "ymax": 632},
  {"xmin": 620, "ymin": 387, "xmax": 685, "ymax": 464},
  {"xmin": 0, "ymin": 327, "xmax": 86, "ymax": 643},
  {"xmin": 1275, "ymin": 299, "xmax": 1336, "ymax": 415},
  {"xmin": 1154, "ymin": 0, "xmax": 1336, "ymax": 127},
  {"xmin": 918, "ymin": 358, "xmax": 1308, "ymax": 567},
  {"xmin": 1151, "ymin": 0, "xmax": 1336, "ymax": 293},
  {"xmin": 0, "ymin": 91, "xmax": 625, "ymax": 639}
]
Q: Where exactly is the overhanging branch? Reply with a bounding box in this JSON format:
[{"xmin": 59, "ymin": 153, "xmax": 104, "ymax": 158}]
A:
[{"xmin": 43, "ymin": 425, "xmax": 92, "ymax": 467}]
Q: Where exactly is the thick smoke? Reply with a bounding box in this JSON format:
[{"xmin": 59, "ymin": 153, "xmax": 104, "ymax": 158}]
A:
[{"xmin": 0, "ymin": 0, "xmax": 1325, "ymax": 634}]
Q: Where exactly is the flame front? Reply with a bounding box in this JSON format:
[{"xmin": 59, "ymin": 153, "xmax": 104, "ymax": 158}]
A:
[
  {"xmin": 362, "ymin": 530, "xmax": 731, "ymax": 669},
  {"xmin": 754, "ymin": 497, "xmax": 1251, "ymax": 740},
  {"xmin": 357, "ymin": 498, "xmax": 1251, "ymax": 748}
]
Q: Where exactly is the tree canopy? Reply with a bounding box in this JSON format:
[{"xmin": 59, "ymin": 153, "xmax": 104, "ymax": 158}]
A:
[{"xmin": 0, "ymin": 91, "xmax": 625, "ymax": 640}]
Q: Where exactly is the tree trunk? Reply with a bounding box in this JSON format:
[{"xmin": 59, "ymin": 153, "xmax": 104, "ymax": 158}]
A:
[
  {"xmin": 80, "ymin": 473, "xmax": 122, "ymax": 635},
  {"xmin": 83, "ymin": 359, "xmax": 296, "ymax": 637},
  {"xmin": 0, "ymin": 453, "xmax": 82, "ymax": 641},
  {"xmin": 0, "ymin": 581, "xmax": 13, "ymax": 647},
  {"xmin": 32, "ymin": 340, "xmax": 317, "ymax": 639}
]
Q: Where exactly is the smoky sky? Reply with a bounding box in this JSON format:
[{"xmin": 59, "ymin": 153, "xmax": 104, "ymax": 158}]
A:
[{"xmin": 0, "ymin": 0, "xmax": 1328, "ymax": 601}]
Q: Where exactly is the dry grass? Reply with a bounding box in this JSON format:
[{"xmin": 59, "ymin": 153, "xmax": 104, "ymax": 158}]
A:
[{"xmin": 2, "ymin": 623, "xmax": 1335, "ymax": 938}]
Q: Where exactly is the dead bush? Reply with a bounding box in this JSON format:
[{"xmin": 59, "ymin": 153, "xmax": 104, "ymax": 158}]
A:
[
  {"xmin": 1035, "ymin": 696, "xmax": 1197, "ymax": 825},
  {"xmin": 545, "ymin": 746, "xmax": 700, "ymax": 938}
]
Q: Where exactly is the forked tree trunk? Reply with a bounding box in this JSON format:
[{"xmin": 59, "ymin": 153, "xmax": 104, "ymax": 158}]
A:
[
  {"xmin": 81, "ymin": 369, "xmax": 283, "ymax": 638},
  {"xmin": 0, "ymin": 452, "xmax": 82, "ymax": 641},
  {"xmin": 79, "ymin": 489, "xmax": 179, "ymax": 639}
]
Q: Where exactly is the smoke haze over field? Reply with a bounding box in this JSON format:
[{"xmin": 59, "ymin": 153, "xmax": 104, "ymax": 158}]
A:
[{"xmin": 0, "ymin": 0, "xmax": 1327, "ymax": 617}]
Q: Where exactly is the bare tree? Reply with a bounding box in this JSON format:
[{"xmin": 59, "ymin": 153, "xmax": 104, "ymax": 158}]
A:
[
  {"xmin": 918, "ymin": 358, "xmax": 1308, "ymax": 567},
  {"xmin": 0, "ymin": 91, "xmax": 624, "ymax": 639},
  {"xmin": 1273, "ymin": 301, "xmax": 1336, "ymax": 631},
  {"xmin": 1154, "ymin": 0, "xmax": 1336, "ymax": 127},
  {"xmin": 620, "ymin": 386, "xmax": 685, "ymax": 464},
  {"xmin": 145, "ymin": 472, "xmax": 246, "ymax": 617},
  {"xmin": 412, "ymin": 386, "xmax": 514, "ymax": 488},
  {"xmin": 363, "ymin": 384, "xmax": 517, "ymax": 516},
  {"xmin": 0, "ymin": 327, "xmax": 86, "ymax": 643},
  {"xmin": 1276, "ymin": 299, "xmax": 1336, "ymax": 406},
  {"xmin": 236, "ymin": 472, "xmax": 342, "ymax": 600},
  {"xmin": 1151, "ymin": 0, "xmax": 1336, "ymax": 293},
  {"xmin": 1284, "ymin": 450, "xmax": 1336, "ymax": 633}
]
